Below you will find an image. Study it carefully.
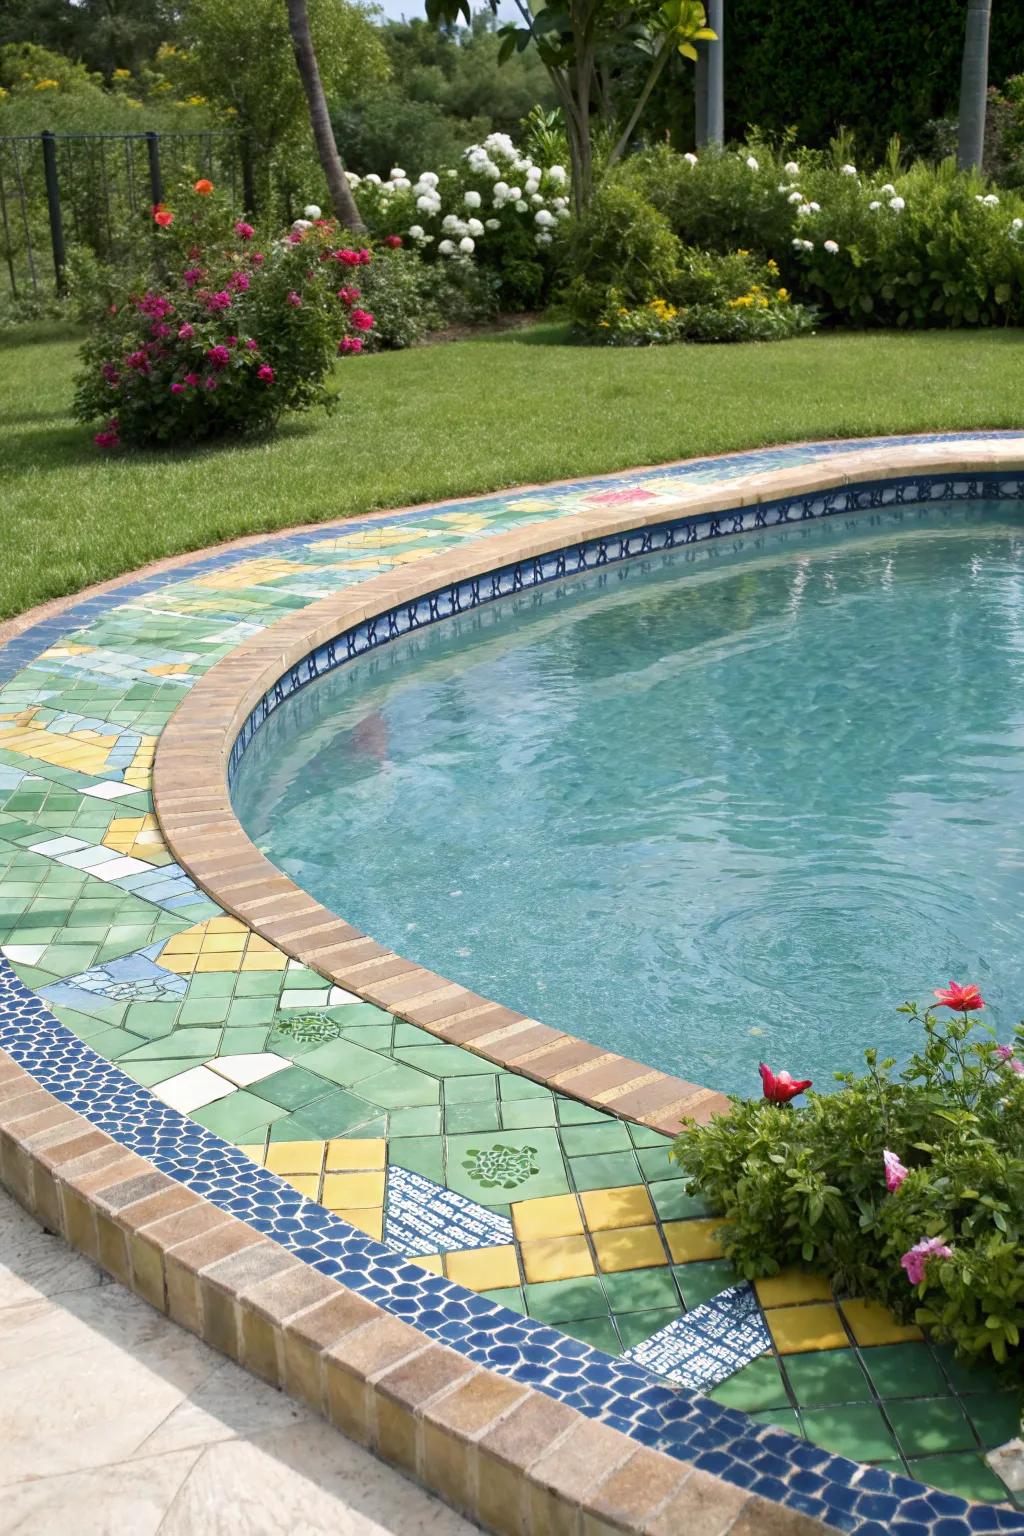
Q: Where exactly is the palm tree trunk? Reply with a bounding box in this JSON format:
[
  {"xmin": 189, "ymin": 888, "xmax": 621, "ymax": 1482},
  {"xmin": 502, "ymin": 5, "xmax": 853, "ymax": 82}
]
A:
[
  {"xmin": 958, "ymin": 0, "xmax": 992, "ymax": 171},
  {"xmin": 284, "ymin": 0, "xmax": 365, "ymax": 232}
]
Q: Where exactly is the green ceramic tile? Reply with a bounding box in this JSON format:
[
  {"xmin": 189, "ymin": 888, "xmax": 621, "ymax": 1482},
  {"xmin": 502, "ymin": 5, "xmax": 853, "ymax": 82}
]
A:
[
  {"xmin": 500, "ymin": 1098, "xmax": 557, "ymax": 1129},
  {"xmin": 122, "ymin": 1028, "xmax": 223, "ymax": 1060},
  {"xmin": 251, "ymin": 1066, "xmax": 339, "ymax": 1110},
  {"xmin": 614, "ymin": 1307, "xmax": 682, "ymax": 1350},
  {"xmin": 389, "ymin": 1135, "xmax": 445, "ymax": 1183},
  {"xmin": 123, "ymin": 1001, "xmax": 180, "ymax": 1038},
  {"xmin": 194, "ymin": 1090, "xmax": 289, "ymax": 1138},
  {"xmin": 569, "ymin": 1150, "xmax": 641, "ymax": 1191},
  {"xmin": 446, "ymin": 1129, "xmax": 570, "ymax": 1206},
  {"xmin": 709, "ymin": 1357, "xmax": 791, "ymax": 1412},
  {"xmin": 964, "ymin": 1392, "xmax": 1022, "ymax": 1448},
  {"xmin": 500, "ymin": 1073, "xmax": 556, "ymax": 1101},
  {"xmin": 748, "ymin": 1408, "xmax": 805, "ymax": 1436},
  {"xmin": 673, "ymin": 1259, "xmax": 741, "ymax": 1309},
  {"xmin": 600, "ymin": 1266, "xmax": 679, "ymax": 1314},
  {"xmin": 628, "ymin": 1123, "xmax": 673, "ymax": 1149},
  {"xmin": 649, "ymin": 1179, "xmax": 709, "ymax": 1221},
  {"xmin": 783, "ymin": 1349, "xmax": 872, "ymax": 1407},
  {"xmin": 86, "ymin": 1025, "xmax": 145, "ymax": 1060},
  {"xmin": 555, "ymin": 1098, "xmax": 610, "ymax": 1123},
  {"xmin": 342, "ymin": 1025, "xmax": 394, "ymax": 1050},
  {"xmin": 525, "ymin": 1276, "xmax": 608, "ymax": 1323},
  {"xmin": 298, "ymin": 1037, "xmax": 391, "ymax": 1087},
  {"xmin": 444, "ymin": 1102, "xmax": 502, "ymax": 1134},
  {"xmin": 443, "ymin": 1073, "xmax": 499, "ymax": 1103},
  {"xmin": 932, "ymin": 1344, "xmax": 1009, "ymax": 1396},
  {"xmin": 225, "ymin": 996, "xmax": 278, "ymax": 1026},
  {"xmin": 186, "ymin": 972, "xmax": 237, "ymax": 996},
  {"xmin": 394, "ymin": 1044, "xmax": 495, "ymax": 1077},
  {"xmin": 234, "ymin": 972, "xmax": 285, "ymax": 996},
  {"xmin": 387, "ymin": 1106, "xmax": 442, "ymax": 1136},
  {"xmin": 886, "ymin": 1398, "xmax": 976, "ymax": 1457},
  {"xmin": 220, "ymin": 1026, "xmax": 271, "ymax": 1054},
  {"xmin": 799, "ymin": 1403, "xmax": 898, "ymax": 1461},
  {"xmin": 357, "ymin": 1065, "xmax": 441, "ymax": 1108},
  {"xmin": 328, "ymin": 1002, "xmax": 393, "ymax": 1027},
  {"xmin": 559, "ymin": 1315, "xmax": 620, "ymax": 1352},
  {"xmin": 269, "ymin": 1089, "xmax": 379, "ymax": 1140},
  {"xmin": 122, "ymin": 1056, "xmax": 208, "ymax": 1087},
  {"xmin": 636, "ymin": 1145, "xmax": 685, "ymax": 1181},
  {"xmin": 907, "ymin": 1454, "xmax": 1013, "ymax": 1503},
  {"xmin": 559, "ymin": 1122, "xmax": 633, "ymax": 1157},
  {"xmin": 480, "ymin": 1287, "xmax": 526, "ymax": 1315},
  {"xmin": 178, "ymin": 997, "xmax": 232, "ymax": 1025},
  {"xmin": 862, "ymin": 1343, "xmax": 947, "ymax": 1400}
]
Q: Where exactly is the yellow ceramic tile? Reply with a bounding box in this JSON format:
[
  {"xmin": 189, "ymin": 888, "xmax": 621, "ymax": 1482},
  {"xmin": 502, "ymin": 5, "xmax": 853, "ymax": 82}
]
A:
[
  {"xmin": 207, "ymin": 916, "xmax": 247, "ymax": 933},
  {"xmin": 592, "ymin": 1225, "xmax": 668, "ymax": 1274},
  {"xmin": 754, "ymin": 1271, "xmax": 834, "ymax": 1308},
  {"xmin": 332, "ymin": 1207, "xmax": 384, "ymax": 1240},
  {"xmin": 663, "ymin": 1219, "xmax": 726, "ymax": 1264},
  {"xmin": 202, "ymin": 931, "xmax": 248, "ymax": 952},
  {"xmin": 194, "ymin": 951, "xmax": 242, "ymax": 972},
  {"xmin": 768, "ymin": 1303, "xmax": 849, "ymax": 1355},
  {"xmin": 446, "ymin": 1246, "xmax": 520, "ymax": 1292},
  {"xmin": 241, "ymin": 949, "xmax": 288, "ymax": 970},
  {"xmin": 264, "ymin": 1140, "xmax": 326, "ymax": 1176},
  {"xmin": 236, "ymin": 1143, "xmax": 266, "ymax": 1166},
  {"xmin": 321, "ymin": 1171, "xmax": 386, "ymax": 1209},
  {"xmin": 408, "ymin": 1253, "xmax": 445, "ymax": 1276},
  {"xmin": 326, "ymin": 1138, "xmax": 387, "ymax": 1171},
  {"xmin": 580, "ymin": 1185, "xmax": 656, "ymax": 1233},
  {"xmin": 279, "ymin": 1173, "xmax": 321, "ymax": 1199},
  {"xmin": 511, "ymin": 1194, "xmax": 584, "ymax": 1242},
  {"xmin": 841, "ymin": 1299, "xmax": 923, "ymax": 1347},
  {"xmin": 521, "ymin": 1235, "xmax": 595, "ymax": 1284}
]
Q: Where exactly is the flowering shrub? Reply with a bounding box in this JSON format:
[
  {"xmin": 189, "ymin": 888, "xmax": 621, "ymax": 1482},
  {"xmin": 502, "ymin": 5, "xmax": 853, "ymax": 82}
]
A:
[
  {"xmin": 73, "ymin": 183, "xmax": 374, "ymax": 447},
  {"xmin": 672, "ymin": 988, "xmax": 1024, "ymax": 1384},
  {"xmin": 346, "ymin": 132, "xmax": 571, "ymax": 309}
]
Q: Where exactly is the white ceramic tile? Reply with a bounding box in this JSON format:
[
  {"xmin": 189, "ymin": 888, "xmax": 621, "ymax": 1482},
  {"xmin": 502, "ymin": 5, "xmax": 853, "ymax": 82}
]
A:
[
  {"xmin": 29, "ymin": 837, "xmax": 88, "ymax": 857},
  {"xmin": 280, "ymin": 990, "xmax": 331, "ymax": 1009},
  {"xmin": 152, "ymin": 1067, "xmax": 236, "ymax": 1114},
  {"xmin": 92, "ymin": 855, "xmax": 155, "ymax": 881},
  {"xmin": 80, "ymin": 781, "xmax": 140, "ymax": 801},
  {"xmin": 58, "ymin": 846, "xmax": 121, "ymax": 870},
  {"xmin": 329, "ymin": 986, "xmax": 364, "ymax": 1006},
  {"xmin": 1, "ymin": 945, "xmax": 46, "ymax": 966},
  {"xmin": 209, "ymin": 1053, "xmax": 291, "ymax": 1088}
]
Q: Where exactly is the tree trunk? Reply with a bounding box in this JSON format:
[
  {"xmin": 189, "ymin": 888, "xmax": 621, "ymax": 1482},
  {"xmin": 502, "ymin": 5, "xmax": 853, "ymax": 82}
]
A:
[
  {"xmin": 283, "ymin": 0, "xmax": 365, "ymax": 232},
  {"xmin": 958, "ymin": 0, "xmax": 992, "ymax": 171}
]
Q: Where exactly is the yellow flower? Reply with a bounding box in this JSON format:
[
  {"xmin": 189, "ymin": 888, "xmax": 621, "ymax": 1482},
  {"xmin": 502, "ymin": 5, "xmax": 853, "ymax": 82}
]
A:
[
  {"xmin": 737, "ymin": 248, "xmax": 750, "ymax": 256},
  {"xmin": 113, "ymin": 68, "xmax": 131, "ymax": 79},
  {"xmin": 728, "ymin": 294, "xmax": 754, "ymax": 309},
  {"xmin": 34, "ymin": 78, "xmax": 60, "ymax": 90},
  {"xmin": 186, "ymin": 93, "xmax": 206, "ymax": 106},
  {"xmin": 766, "ymin": 258, "xmax": 779, "ymax": 276},
  {"xmin": 649, "ymin": 297, "xmax": 678, "ymax": 320},
  {"xmin": 776, "ymin": 286, "xmax": 789, "ymax": 300}
]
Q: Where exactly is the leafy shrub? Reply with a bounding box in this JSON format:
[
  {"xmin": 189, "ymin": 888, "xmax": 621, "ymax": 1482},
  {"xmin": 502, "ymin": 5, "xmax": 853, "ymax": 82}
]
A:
[
  {"xmin": 672, "ymin": 994, "xmax": 1024, "ymax": 1385},
  {"xmin": 73, "ymin": 181, "xmax": 375, "ymax": 447},
  {"xmin": 558, "ymin": 183, "xmax": 681, "ymax": 326},
  {"xmin": 626, "ymin": 142, "xmax": 805, "ymax": 256}
]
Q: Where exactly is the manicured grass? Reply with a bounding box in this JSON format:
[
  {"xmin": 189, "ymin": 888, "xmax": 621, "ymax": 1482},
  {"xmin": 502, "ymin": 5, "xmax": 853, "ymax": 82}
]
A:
[{"xmin": 2, "ymin": 320, "xmax": 1023, "ymax": 620}]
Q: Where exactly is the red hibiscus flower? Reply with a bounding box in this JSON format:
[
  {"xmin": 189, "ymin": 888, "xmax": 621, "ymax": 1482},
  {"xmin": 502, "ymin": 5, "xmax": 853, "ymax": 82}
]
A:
[
  {"xmin": 933, "ymin": 981, "xmax": 985, "ymax": 1012},
  {"xmin": 759, "ymin": 1063, "xmax": 812, "ymax": 1104}
]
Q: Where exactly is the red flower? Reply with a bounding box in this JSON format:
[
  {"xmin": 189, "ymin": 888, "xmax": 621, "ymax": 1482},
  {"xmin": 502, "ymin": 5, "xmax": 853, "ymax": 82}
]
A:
[
  {"xmin": 286, "ymin": 290, "xmax": 302, "ymax": 307},
  {"xmin": 194, "ymin": 178, "xmax": 214, "ymax": 196},
  {"xmin": 257, "ymin": 364, "xmax": 275, "ymax": 383},
  {"xmin": 234, "ymin": 221, "xmax": 255, "ymax": 241},
  {"xmin": 153, "ymin": 209, "xmax": 173, "ymax": 228},
  {"xmin": 384, "ymin": 234, "xmax": 402, "ymax": 248},
  {"xmin": 337, "ymin": 336, "xmax": 363, "ymax": 355},
  {"xmin": 336, "ymin": 285, "xmax": 360, "ymax": 306},
  {"xmin": 350, "ymin": 308, "xmax": 374, "ymax": 331},
  {"xmin": 933, "ymin": 981, "xmax": 985, "ymax": 1012},
  {"xmin": 759, "ymin": 1063, "xmax": 812, "ymax": 1104}
]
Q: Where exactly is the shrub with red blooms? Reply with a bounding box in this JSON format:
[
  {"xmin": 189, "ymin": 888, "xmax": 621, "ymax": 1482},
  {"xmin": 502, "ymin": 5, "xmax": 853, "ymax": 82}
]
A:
[{"xmin": 74, "ymin": 182, "xmax": 376, "ymax": 448}]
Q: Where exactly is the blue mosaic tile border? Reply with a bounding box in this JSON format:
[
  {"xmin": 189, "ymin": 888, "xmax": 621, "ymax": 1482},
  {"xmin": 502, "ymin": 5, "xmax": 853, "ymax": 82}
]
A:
[
  {"xmin": 3, "ymin": 956, "xmax": 1023, "ymax": 1533},
  {"xmin": 225, "ymin": 473, "xmax": 1024, "ymax": 783}
]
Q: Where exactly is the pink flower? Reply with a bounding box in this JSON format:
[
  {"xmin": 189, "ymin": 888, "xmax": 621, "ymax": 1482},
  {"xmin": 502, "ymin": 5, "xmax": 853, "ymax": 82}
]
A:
[
  {"xmin": 334, "ymin": 248, "xmax": 362, "ymax": 266},
  {"xmin": 225, "ymin": 336, "xmax": 237, "ymax": 346},
  {"xmin": 183, "ymin": 372, "xmax": 200, "ymax": 386},
  {"xmin": 759, "ymin": 1063, "xmax": 812, "ymax": 1104},
  {"xmin": 384, "ymin": 234, "xmax": 402, "ymax": 248},
  {"xmin": 124, "ymin": 350, "xmax": 150, "ymax": 373},
  {"xmin": 100, "ymin": 363, "xmax": 120, "ymax": 386},
  {"xmin": 229, "ymin": 271, "xmax": 250, "ymax": 292},
  {"xmin": 901, "ymin": 1237, "xmax": 952, "ymax": 1285},
  {"xmin": 995, "ymin": 1044, "xmax": 1014, "ymax": 1061},
  {"xmin": 287, "ymin": 230, "xmax": 304, "ymax": 244},
  {"xmin": 250, "ymin": 252, "xmax": 265, "ymax": 266},
  {"xmin": 182, "ymin": 267, "xmax": 204, "ymax": 288},
  {"xmin": 933, "ymin": 981, "xmax": 984, "ymax": 1011},
  {"xmin": 883, "ymin": 1150, "xmax": 909, "ymax": 1192},
  {"xmin": 350, "ymin": 308, "xmax": 374, "ymax": 331},
  {"xmin": 337, "ymin": 336, "xmax": 363, "ymax": 355},
  {"xmin": 150, "ymin": 321, "xmax": 172, "ymax": 339},
  {"xmin": 177, "ymin": 323, "xmax": 195, "ymax": 340},
  {"xmin": 1010, "ymin": 1058, "xmax": 1024, "ymax": 1075},
  {"xmin": 205, "ymin": 290, "xmax": 233, "ymax": 313},
  {"xmin": 170, "ymin": 382, "xmax": 185, "ymax": 394},
  {"xmin": 358, "ymin": 248, "xmax": 372, "ymax": 265},
  {"xmin": 257, "ymin": 364, "xmax": 275, "ymax": 383},
  {"xmin": 93, "ymin": 428, "xmax": 119, "ymax": 449},
  {"xmin": 244, "ymin": 339, "xmax": 259, "ymax": 351},
  {"xmin": 337, "ymin": 285, "xmax": 360, "ymax": 306},
  {"xmin": 286, "ymin": 290, "xmax": 302, "ymax": 307},
  {"xmin": 203, "ymin": 375, "xmax": 218, "ymax": 391},
  {"xmin": 137, "ymin": 291, "xmax": 174, "ymax": 318},
  {"xmin": 206, "ymin": 345, "xmax": 230, "ymax": 369},
  {"xmin": 234, "ymin": 221, "xmax": 255, "ymax": 241}
]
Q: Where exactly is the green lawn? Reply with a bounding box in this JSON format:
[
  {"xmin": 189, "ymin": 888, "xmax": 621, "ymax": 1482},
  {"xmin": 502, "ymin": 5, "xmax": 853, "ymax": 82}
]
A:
[{"xmin": 2, "ymin": 320, "xmax": 1023, "ymax": 621}]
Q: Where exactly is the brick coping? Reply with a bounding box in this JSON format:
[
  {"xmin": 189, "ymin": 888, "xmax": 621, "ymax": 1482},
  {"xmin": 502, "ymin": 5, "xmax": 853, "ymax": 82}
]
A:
[{"xmin": 154, "ymin": 437, "xmax": 1024, "ymax": 1137}]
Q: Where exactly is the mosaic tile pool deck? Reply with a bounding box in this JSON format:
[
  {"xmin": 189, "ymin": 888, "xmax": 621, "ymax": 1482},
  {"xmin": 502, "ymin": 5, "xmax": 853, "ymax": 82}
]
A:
[{"xmin": 3, "ymin": 433, "xmax": 1024, "ymax": 1534}]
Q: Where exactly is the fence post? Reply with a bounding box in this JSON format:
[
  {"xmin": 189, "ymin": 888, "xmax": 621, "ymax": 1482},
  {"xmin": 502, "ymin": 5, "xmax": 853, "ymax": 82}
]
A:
[
  {"xmin": 40, "ymin": 130, "xmax": 66, "ymax": 292},
  {"xmin": 146, "ymin": 129, "xmax": 163, "ymax": 207}
]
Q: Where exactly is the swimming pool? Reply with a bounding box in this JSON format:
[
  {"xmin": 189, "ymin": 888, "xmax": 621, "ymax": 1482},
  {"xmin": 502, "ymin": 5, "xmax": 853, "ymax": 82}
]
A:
[{"xmin": 232, "ymin": 497, "xmax": 1024, "ymax": 1098}]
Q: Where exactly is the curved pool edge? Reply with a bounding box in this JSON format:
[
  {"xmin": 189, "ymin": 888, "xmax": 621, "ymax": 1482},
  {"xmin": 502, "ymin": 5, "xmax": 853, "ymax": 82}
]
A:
[{"xmin": 3, "ymin": 434, "xmax": 1024, "ymax": 1536}]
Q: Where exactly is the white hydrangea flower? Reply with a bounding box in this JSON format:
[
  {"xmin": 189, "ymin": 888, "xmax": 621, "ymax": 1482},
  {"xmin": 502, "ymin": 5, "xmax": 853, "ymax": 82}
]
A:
[
  {"xmin": 484, "ymin": 132, "xmax": 516, "ymax": 156},
  {"xmin": 746, "ymin": 155, "xmax": 759, "ymax": 170},
  {"xmin": 556, "ymin": 206, "xmax": 571, "ymax": 219},
  {"xmin": 441, "ymin": 214, "xmax": 459, "ymax": 231},
  {"xmin": 880, "ymin": 183, "xmax": 896, "ymax": 196},
  {"xmin": 418, "ymin": 171, "xmax": 439, "ymax": 188},
  {"xmin": 416, "ymin": 195, "xmax": 439, "ymax": 213},
  {"xmin": 445, "ymin": 168, "xmax": 458, "ymax": 178},
  {"xmin": 553, "ymin": 196, "xmax": 568, "ymax": 209},
  {"xmin": 459, "ymin": 236, "xmax": 475, "ymax": 253},
  {"xmin": 408, "ymin": 224, "xmax": 425, "ymax": 240},
  {"xmin": 1012, "ymin": 217, "xmax": 1024, "ymax": 230},
  {"xmin": 983, "ymin": 193, "xmax": 1000, "ymax": 206},
  {"xmin": 535, "ymin": 231, "xmax": 553, "ymax": 246},
  {"xmin": 363, "ymin": 173, "xmax": 381, "ymax": 186},
  {"xmin": 466, "ymin": 217, "xmax": 484, "ymax": 236},
  {"xmin": 389, "ymin": 168, "xmax": 406, "ymax": 180},
  {"xmin": 508, "ymin": 186, "xmax": 522, "ymax": 201},
  {"xmin": 808, "ymin": 200, "xmax": 820, "ymax": 212},
  {"xmin": 485, "ymin": 218, "xmax": 501, "ymax": 230},
  {"xmin": 868, "ymin": 200, "xmax": 881, "ymax": 210},
  {"xmin": 784, "ymin": 160, "xmax": 799, "ymax": 175},
  {"xmin": 494, "ymin": 181, "xmax": 509, "ymax": 199},
  {"xmin": 525, "ymin": 178, "xmax": 540, "ymax": 195},
  {"xmin": 792, "ymin": 237, "xmax": 814, "ymax": 251},
  {"xmin": 684, "ymin": 152, "xmax": 698, "ymax": 166},
  {"xmin": 438, "ymin": 238, "xmax": 456, "ymax": 255},
  {"xmin": 535, "ymin": 208, "xmax": 555, "ymax": 227},
  {"xmin": 788, "ymin": 190, "xmax": 804, "ymax": 204},
  {"xmin": 796, "ymin": 203, "xmax": 813, "ymax": 217},
  {"xmin": 824, "ymin": 238, "xmax": 840, "ymax": 253},
  {"xmin": 840, "ymin": 164, "xmax": 857, "ymax": 176},
  {"xmin": 515, "ymin": 200, "xmax": 528, "ymax": 213},
  {"xmin": 303, "ymin": 204, "xmax": 322, "ymax": 219},
  {"xmin": 889, "ymin": 196, "xmax": 905, "ymax": 211},
  {"xmin": 345, "ymin": 172, "xmax": 360, "ymax": 185},
  {"xmin": 530, "ymin": 192, "xmax": 544, "ymax": 205},
  {"xmin": 292, "ymin": 218, "xmax": 313, "ymax": 231},
  {"xmin": 464, "ymin": 190, "xmax": 482, "ymax": 208},
  {"xmin": 548, "ymin": 165, "xmax": 567, "ymax": 182},
  {"xmin": 393, "ymin": 177, "xmax": 411, "ymax": 191}
]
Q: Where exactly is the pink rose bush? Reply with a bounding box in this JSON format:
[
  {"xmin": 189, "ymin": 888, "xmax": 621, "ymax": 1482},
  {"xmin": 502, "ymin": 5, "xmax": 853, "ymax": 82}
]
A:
[
  {"xmin": 672, "ymin": 986, "xmax": 1024, "ymax": 1385},
  {"xmin": 74, "ymin": 181, "xmax": 376, "ymax": 448}
]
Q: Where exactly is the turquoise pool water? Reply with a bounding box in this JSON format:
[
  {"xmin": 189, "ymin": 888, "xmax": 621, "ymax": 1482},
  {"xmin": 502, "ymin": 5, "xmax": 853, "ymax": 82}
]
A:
[{"xmin": 233, "ymin": 499, "xmax": 1024, "ymax": 1097}]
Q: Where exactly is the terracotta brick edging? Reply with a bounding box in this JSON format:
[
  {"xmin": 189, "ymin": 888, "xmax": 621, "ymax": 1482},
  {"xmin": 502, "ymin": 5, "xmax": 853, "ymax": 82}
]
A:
[
  {"xmin": 153, "ymin": 437, "xmax": 1024, "ymax": 1137},
  {"xmin": 0, "ymin": 1048, "xmax": 828, "ymax": 1536}
]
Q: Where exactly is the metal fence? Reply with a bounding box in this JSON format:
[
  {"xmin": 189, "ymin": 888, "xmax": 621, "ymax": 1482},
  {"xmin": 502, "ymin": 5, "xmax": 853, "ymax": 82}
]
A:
[{"xmin": 0, "ymin": 129, "xmax": 241, "ymax": 300}]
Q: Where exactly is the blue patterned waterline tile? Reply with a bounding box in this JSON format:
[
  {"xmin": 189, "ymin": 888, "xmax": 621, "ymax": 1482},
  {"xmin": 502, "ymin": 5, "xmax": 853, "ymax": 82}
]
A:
[
  {"xmin": 623, "ymin": 1283, "xmax": 770, "ymax": 1389},
  {"xmin": 384, "ymin": 1165, "xmax": 515, "ymax": 1254},
  {"xmin": 2, "ymin": 960, "xmax": 1022, "ymax": 1533}
]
